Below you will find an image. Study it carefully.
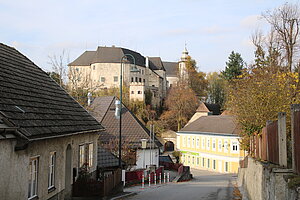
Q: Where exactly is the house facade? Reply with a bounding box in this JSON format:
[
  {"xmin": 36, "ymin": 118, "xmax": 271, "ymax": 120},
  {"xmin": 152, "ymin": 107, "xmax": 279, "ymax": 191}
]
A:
[
  {"xmin": 68, "ymin": 46, "xmax": 189, "ymax": 107},
  {"xmin": 0, "ymin": 43, "xmax": 104, "ymax": 200},
  {"xmin": 176, "ymin": 115, "xmax": 245, "ymax": 173},
  {"xmin": 90, "ymin": 96, "xmax": 163, "ymax": 170}
]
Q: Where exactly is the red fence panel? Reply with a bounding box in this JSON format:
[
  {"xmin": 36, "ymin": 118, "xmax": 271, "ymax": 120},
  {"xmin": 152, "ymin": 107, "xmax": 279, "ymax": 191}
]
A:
[
  {"xmin": 294, "ymin": 111, "xmax": 300, "ymax": 174},
  {"xmin": 261, "ymin": 127, "xmax": 268, "ymax": 161},
  {"xmin": 266, "ymin": 121, "xmax": 279, "ymax": 164}
]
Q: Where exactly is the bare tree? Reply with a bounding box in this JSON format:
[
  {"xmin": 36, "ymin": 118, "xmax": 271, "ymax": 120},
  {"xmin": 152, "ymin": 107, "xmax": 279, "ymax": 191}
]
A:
[
  {"xmin": 48, "ymin": 50, "xmax": 68, "ymax": 87},
  {"xmin": 263, "ymin": 3, "xmax": 300, "ymax": 71}
]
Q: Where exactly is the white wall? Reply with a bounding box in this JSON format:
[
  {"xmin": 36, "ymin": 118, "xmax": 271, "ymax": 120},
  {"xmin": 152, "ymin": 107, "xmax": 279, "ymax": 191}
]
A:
[{"xmin": 136, "ymin": 148, "xmax": 159, "ymax": 169}]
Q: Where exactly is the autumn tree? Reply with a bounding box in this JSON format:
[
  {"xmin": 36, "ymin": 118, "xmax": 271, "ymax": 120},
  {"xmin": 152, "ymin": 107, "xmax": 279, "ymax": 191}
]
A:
[
  {"xmin": 184, "ymin": 56, "xmax": 208, "ymax": 97},
  {"xmin": 221, "ymin": 51, "xmax": 245, "ymax": 81},
  {"xmin": 165, "ymin": 83, "xmax": 199, "ymax": 131},
  {"xmin": 101, "ymin": 137, "xmax": 136, "ymax": 170}
]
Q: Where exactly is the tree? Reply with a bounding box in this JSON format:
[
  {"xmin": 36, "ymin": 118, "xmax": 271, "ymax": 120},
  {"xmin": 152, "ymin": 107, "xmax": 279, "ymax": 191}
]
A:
[
  {"xmin": 263, "ymin": 3, "xmax": 300, "ymax": 71},
  {"xmin": 48, "ymin": 50, "xmax": 68, "ymax": 87},
  {"xmin": 221, "ymin": 51, "xmax": 245, "ymax": 80},
  {"xmin": 101, "ymin": 137, "xmax": 136, "ymax": 170},
  {"xmin": 184, "ymin": 56, "xmax": 208, "ymax": 97},
  {"xmin": 47, "ymin": 72, "xmax": 62, "ymax": 86},
  {"xmin": 165, "ymin": 83, "xmax": 199, "ymax": 131},
  {"xmin": 226, "ymin": 66, "xmax": 300, "ymax": 151},
  {"xmin": 206, "ymin": 72, "xmax": 226, "ymax": 108}
]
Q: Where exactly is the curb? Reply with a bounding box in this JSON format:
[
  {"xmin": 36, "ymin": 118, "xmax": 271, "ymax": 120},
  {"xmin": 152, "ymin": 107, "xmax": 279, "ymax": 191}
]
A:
[{"xmin": 110, "ymin": 192, "xmax": 137, "ymax": 200}]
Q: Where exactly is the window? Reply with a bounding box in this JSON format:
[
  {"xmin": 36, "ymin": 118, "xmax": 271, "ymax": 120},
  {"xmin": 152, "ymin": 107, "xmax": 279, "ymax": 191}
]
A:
[
  {"xmin": 197, "ymin": 157, "xmax": 200, "ymax": 165},
  {"xmin": 131, "ymin": 91, "xmax": 134, "ymax": 94},
  {"xmin": 213, "ymin": 160, "xmax": 216, "ymax": 170},
  {"xmin": 48, "ymin": 152, "xmax": 56, "ymax": 189},
  {"xmin": 224, "ymin": 140, "xmax": 228, "ymax": 153},
  {"xmin": 88, "ymin": 143, "xmax": 93, "ymax": 167},
  {"xmin": 183, "ymin": 137, "xmax": 186, "ymax": 147},
  {"xmin": 187, "ymin": 137, "xmax": 191, "ymax": 147},
  {"xmin": 212, "ymin": 139, "xmax": 216, "ymax": 151},
  {"xmin": 138, "ymin": 91, "xmax": 142, "ymax": 94},
  {"xmin": 79, "ymin": 145, "xmax": 85, "ymax": 167},
  {"xmin": 202, "ymin": 158, "xmax": 205, "ymax": 167},
  {"xmin": 192, "ymin": 138, "xmax": 195, "ymax": 148},
  {"xmin": 202, "ymin": 137, "xmax": 205, "ymax": 149},
  {"xmin": 207, "ymin": 159, "xmax": 210, "ymax": 168},
  {"xmin": 114, "ymin": 76, "xmax": 118, "ymax": 82},
  {"xmin": 206, "ymin": 138, "xmax": 210, "ymax": 150},
  {"xmin": 93, "ymin": 65, "xmax": 95, "ymax": 70},
  {"xmin": 135, "ymin": 77, "xmax": 138, "ymax": 82},
  {"xmin": 76, "ymin": 68, "xmax": 79, "ymax": 72},
  {"xmin": 196, "ymin": 138, "xmax": 200, "ymax": 148},
  {"xmin": 139, "ymin": 78, "xmax": 142, "ymax": 82},
  {"xmin": 100, "ymin": 77, "xmax": 105, "ymax": 82},
  {"xmin": 131, "ymin": 77, "xmax": 134, "ymax": 82},
  {"xmin": 232, "ymin": 141, "xmax": 239, "ymax": 153},
  {"xmin": 192, "ymin": 156, "xmax": 194, "ymax": 165},
  {"xmin": 28, "ymin": 157, "xmax": 39, "ymax": 199},
  {"xmin": 143, "ymin": 79, "xmax": 145, "ymax": 82},
  {"xmin": 225, "ymin": 162, "xmax": 229, "ymax": 172},
  {"xmin": 218, "ymin": 140, "xmax": 222, "ymax": 152}
]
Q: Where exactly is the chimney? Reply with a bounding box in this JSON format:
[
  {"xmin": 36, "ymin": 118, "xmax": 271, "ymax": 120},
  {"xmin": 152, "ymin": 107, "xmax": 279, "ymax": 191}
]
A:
[
  {"xmin": 145, "ymin": 56, "xmax": 149, "ymax": 68},
  {"xmin": 87, "ymin": 92, "xmax": 92, "ymax": 106}
]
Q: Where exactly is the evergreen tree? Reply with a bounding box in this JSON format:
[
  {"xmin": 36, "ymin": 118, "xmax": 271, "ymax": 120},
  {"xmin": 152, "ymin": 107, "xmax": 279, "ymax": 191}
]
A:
[{"xmin": 221, "ymin": 51, "xmax": 245, "ymax": 80}]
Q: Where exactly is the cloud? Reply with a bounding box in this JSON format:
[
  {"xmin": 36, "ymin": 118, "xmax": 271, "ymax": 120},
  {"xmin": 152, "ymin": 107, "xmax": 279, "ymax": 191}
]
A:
[{"xmin": 240, "ymin": 15, "xmax": 264, "ymax": 29}]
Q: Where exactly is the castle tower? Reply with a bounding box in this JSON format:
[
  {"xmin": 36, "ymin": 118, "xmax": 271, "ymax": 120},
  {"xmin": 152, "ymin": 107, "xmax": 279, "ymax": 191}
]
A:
[{"xmin": 178, "ymin": 45, "xmax": 189, "ymax": 80}]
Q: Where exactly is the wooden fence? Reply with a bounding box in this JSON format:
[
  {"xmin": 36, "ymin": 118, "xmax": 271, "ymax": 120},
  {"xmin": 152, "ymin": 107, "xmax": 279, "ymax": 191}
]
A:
[
  {"xmin": 72, "ymin": 168, "xmax": 121, "ymax": 197},
  {"xmin": 249, "ymin": 121, "xmax": 279, "ymax": 165},
  {"xmin": 293, "ymin": 110, "xmax": 300, "ymax": 175},
  {"xmin": 246, "ymin": 105, "xmax": 300, "ymax": 176}
]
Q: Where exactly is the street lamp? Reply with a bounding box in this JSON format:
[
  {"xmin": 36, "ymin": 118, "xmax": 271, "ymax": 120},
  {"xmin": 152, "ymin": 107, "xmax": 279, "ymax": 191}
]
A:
[
  {"xmin": 141, "ymin": 139, "xmax": 148, "ymax": 169},
  {"xmin": 117, "ymin": 54, "xmax": 140, "ymax": 168}
]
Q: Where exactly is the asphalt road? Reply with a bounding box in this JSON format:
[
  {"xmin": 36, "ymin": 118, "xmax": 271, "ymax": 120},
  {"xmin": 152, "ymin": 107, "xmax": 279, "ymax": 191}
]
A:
[{"xmin": 124, "ymin": 169, "xmax": 236, "ymax": 200}]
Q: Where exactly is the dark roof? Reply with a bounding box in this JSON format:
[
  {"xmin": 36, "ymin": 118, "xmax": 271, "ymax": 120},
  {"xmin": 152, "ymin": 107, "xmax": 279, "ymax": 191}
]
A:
[
  {"xmin": 179, "ymin": 115, "xmax": 239, "ymax": 135},
  {"xmin": 149, "ymin": 57, "xmax": 165, "ymax": 71},
  {"xmin": 162, "ymin": 61, "xmax": 178, "ymax": 77},
  {"xmin": 69, "ymin": 46, "xmax": 146, "ymax": 67},
  {"xmin": 0, "ymin": 43, "xmax": 104, "ymax": 141},
  {"xmin": 90, "ymin": 96, "xmax": 162, "ymax": 149},
  {"xmin": 68, "ymin": 51, "xmax": 96, "ymax": 66},
  {"xmin": 196, "ymin": 102, "xmax": 221, "ymax": 115},
  {"xmin": 97, "ymin": 147, "xmax": 120, "ymax": 168}
]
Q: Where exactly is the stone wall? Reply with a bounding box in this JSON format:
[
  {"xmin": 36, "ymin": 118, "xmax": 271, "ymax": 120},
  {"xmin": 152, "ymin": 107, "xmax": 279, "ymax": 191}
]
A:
[{"xmin": 238, "ymin": 157, "xmax": 299, "ymax": 200}]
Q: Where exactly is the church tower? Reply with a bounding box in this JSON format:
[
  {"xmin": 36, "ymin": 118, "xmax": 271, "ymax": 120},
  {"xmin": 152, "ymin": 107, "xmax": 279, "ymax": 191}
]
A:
[{"xmin": 178, "ymin": 45, "xmax": 189, "ymax": 80}]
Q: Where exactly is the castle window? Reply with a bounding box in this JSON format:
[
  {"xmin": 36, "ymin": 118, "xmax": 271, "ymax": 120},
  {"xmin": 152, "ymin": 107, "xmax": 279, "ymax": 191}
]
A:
[
  {"xmin": 138, "ymin": 91, "xmax": 141, "ymax": 94},
  {"xmin": 114, "ymin": 76, "xmax": 118, "ymax": 82},
  {"xmin": 143, "ymin": 79, "xmax": 145, "ymax": 82},
  {"xmin": 131, "ymin": 91, "xmax": 134, "ymax": 94},
  {"xmin": 93, "ymin": 65, "xmax": 95, "ymax": 70},
  {"xmin": 131, "ymin": 77, "xmax": 134, "ymax": 82},
  {"xmin": 139, "ymin": 78, "xmax": 142, "ymax": 82},
  {"xmin": 100, "ymin": 77, "xmax": 105, "ymax": 82},
  {"xmin": 135, "ymin": 77, "xmax": 138, "ymax": 82}
]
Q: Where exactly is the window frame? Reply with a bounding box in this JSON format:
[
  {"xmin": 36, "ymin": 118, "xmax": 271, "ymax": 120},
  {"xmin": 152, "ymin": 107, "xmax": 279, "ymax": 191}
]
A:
[
  {"xmin": 28, "ymin": 156, "xmax": 39, "ymax": 199},
  {"xmin": 206, "ymin": 138, "xmax": 210, "ymax": 150},
  {"xmin": 88, "ymin": 143, "xmax": 94, "ymax": 168},
  {"xmin": 48, "ymin": 152, "xmax": 56, "ymax": 190},
  {"xmin": 218, "ymin": 139, "xmax": 222, "ymax": 152},
  {"xmin": 212, "ymin": 138, "xmax": 216, "ymax": 151}
]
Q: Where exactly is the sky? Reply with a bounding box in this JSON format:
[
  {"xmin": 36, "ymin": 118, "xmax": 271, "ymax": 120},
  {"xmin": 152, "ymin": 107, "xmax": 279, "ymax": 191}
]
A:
[{"xmin": 1, "ymin": 0, "xmax": 298, "ymax": 73}]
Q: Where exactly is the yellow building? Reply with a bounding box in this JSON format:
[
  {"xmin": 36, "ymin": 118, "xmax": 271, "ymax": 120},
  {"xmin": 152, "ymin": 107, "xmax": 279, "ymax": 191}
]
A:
[{"xmin": 176, "ymin": 115, "xmax": 244, "ymax": 173}]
